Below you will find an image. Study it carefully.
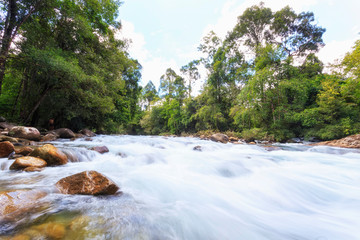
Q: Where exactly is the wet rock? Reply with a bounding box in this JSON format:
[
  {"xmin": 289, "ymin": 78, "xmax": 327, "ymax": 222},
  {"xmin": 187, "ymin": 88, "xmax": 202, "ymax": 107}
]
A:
[
  {"xmin": 33, "ymin": 223, "xmax": 66, "ymax": 240},
  {"xmin": 193, "ymin": 145, "xmax": 202, "ymax": 151},
  {"xmin": 10, "ymin": 234, "xmax": 31, "ymax": 240},
  {"xmin": 74, "ymin": 133, "xmax": 85, "ymax": 139},
  {"xmin": 8, "ymin": 126, "xmax": 41, "ymax": 141},
  {"xmin": 24, "ymin": 166, "xmax": 44, "ymax": 172},
  {"xmin": 229, "ymin": 136, "xmax": 239, "ymax": 142},
  {"xmin": 84, "ymin": 137, "xmax": 93, "ymax": 141},
  {"xmin": 263, "ymin": 145, "xmax": 281, "ymax": 151},
  {"xmin": 311, "ymin": 134, "xmax": 360, "ymax": 148},
  {"xmin": 54, "ymin": 128, "xmax": 75, "ymax": 138},
  {"xmin": 15, "ymin": 146, "xmax": 33, "ymax": 156},
  {"xmin": 80, "ymin": 129, "xmax": 96, "ymax": 137},
  {"xmin": 0, "ymin": 190, "xmax": 46, "ymax": 218},
  {"xmin": 117, "ymin": 152, "xmax": 127, "ymax": 158},
  {"xmin": 10, "ymin": 156, "xmax": 47, "ymax": 170},
  {"xmin": 210, "ymin": 133, "xmax": 229, "ymax": 144},
  {"xmin": 56, "ymin": 170, "xmax": 119, "ymax": 195},
  {"xmin": 90, "ymin": 146, "xmax": 109, "ymax": 154},
  {"xmin": 41, "ymin": 133, "xmax": 58, "ymax": 142},
  {"xmin": 0, "ymin": 135, "xmax": 18, "ymax": 143},
  {"xmin": 30, "ymin": 144, "xmax": 68, "ymax": 166},
  {"xmin": 249, "ymin": 142, "xmax": 256, "ymax": 145},
  {"xmin": 0, "ymin": 141, "xmax": 15, "ymax": 158}
]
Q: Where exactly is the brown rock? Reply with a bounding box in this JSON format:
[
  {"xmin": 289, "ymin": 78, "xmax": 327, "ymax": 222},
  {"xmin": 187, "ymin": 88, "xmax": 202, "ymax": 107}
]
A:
[
  {"xmin": 54, "ymin": 128, "xmax": 75, "ymax": 138},
  {"xmin": 10, "ymin": 156, "xmax": 47, "ymax": 170},
  {"xmin": 56, "ymin": 171, "xmax": 119, "ymax": 195},
  {"xmin": 0, "ymin": 122, "xmax": 15, "ymax": 130},
  {"xmin": 8, "ymin": 126, "xmax": 41, "ymax": 141},
  {"xmin": 0, "ymin": 190, "xmax": 46, "ymax": 217},
  {"xmin": 30, "ymin": 144, "xmax": 68, "ymax": 166},
  {"xmin": 229, "ymin": 136, "xmax": 239, "ymax": 142},
  {"xmin": 80, "ymin": 129, "xmax": 96, "ymax": 137},
  {"xmin": 41, "ymin": 133, "xmax": 58, "ymax": 142},
  {"xmin": 90, "ymin": 146, "xmax": 109, "ymax": 154},
  {"xmin": 15, "ymin": 146, "xmax": 33, "ymax": 156},
  {"xmin": 0, "ymin": 135, "xmax": 18, "ymax": 143},
  {"xmin": 24, "ymin": 167, "xmax": 44, "ymax": 172},
  {"xmin": 8, "ymin": 154, "xmax": 24, "ymax": 160},
  {"xmin": 0, "ymin": 141, "xmax": 15, "ymax": 158},
  {"xmin": 10, "ymin": 234, "xmax": 31, "ymax": 240},
  {"xmin": 311, "ymin": 134, "xmax": 360, "ymax": 148},
  {"xmin": 210, "ymin": 133, "xmax": 229, "ymax": 144}
]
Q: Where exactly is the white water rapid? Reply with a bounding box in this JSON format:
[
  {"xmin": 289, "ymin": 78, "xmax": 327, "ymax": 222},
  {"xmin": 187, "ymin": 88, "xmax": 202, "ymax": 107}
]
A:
[{"xmin": 1, "ymin": 135, "xmax": 360, "ymax": 239}]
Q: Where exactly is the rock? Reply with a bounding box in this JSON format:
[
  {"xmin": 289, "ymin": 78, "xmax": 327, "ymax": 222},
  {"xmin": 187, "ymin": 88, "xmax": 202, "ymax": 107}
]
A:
[
  {"xmin": 34, "ymin": 223, "xmax": 66, "ymax": 240},
  {"xmin": 8, "ymin": 126, "xmax": 41, "ymax": 141},
  {"xmin": 80, "ymin": 129, "xmax": 96, "ymax": 137},
  {"xmin": 30, "ymin": 144, "xmax": 68, "ymax": 166},
  {"xmin": 0, "ymin": 135, "xmax": 18, "ymax": 143},
  {"xmin": 56, "ymin": 170, "xmax": 119, "ymax": 195},
  {"xmin": 8, "ymin": 154, "xmax": 24, "ymax": 159},
  {"xmin": 0, "ymin": 116, "xmax": 6, "ymax": 122},
  {"xmin": 84, "ymin": 137, "xmax": 93, "ymax": 141},
  {"xmin": 199, "ymin": 135, "xmax": 207, "ymax": 140},
  {"xmin": 0, "ymin": 141, "xmax": 15, "ymax": 158},
  {"xmin": 41, "ymin": 133, "xmax": 58, "ymax": 142},
  {"xmin": 229, "ymin": 136, "xmax": 239, "ymax": 142},
  {"xmin": 249, "ymin": 142, "xmax": 256, "ymax": 145},
  {"xmin": 311, "ymin": 134, "xmax": 360, "ymax": 148},
  {"xmin": 15, "ymin": 146, "xmax": 33, "ymax": 156},
  {"xmin": 10, "ymin": 156, "xmax": 47, "ymax": 170},
  {"xmin": 24, "ymin": 167, "xmax": 44, "ymax": 172},
  {"xmin": 263, "ymin": 145, "xmax": 281, "ymax": 151},
  {"xmin": 210, "ymin": 133, "xmax": 229, "ymax": 144},
  {"xmin": 54, "ymin": 128, "xmax": 75, "ymax": 138},
  {"xmin": 117, "ymin": 152, "xmax": 127, "ymax": 158},
  {"xmin": 0, "ymin": 190, "xmax": 46, "ymax": 218},
  {"xmin": 90, "ymin": 146, "xmax": 109, "ymax": 154},
  {"xmin": 193, "ymin": 145, "xmax": 202, "ymax": 151},
  {"xmin": 10, "ymin": 234, "xmax": 31, "ymax": 240},
  {"xmin": 74, "ymin": 133, "xmax": 85, "ymax": 139}
]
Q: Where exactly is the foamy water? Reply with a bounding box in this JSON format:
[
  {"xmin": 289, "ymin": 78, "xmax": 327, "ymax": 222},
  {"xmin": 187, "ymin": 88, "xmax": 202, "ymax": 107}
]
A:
[{"xmin": 1, "ymin": 135, "xmax": 360, "ymax": 239}]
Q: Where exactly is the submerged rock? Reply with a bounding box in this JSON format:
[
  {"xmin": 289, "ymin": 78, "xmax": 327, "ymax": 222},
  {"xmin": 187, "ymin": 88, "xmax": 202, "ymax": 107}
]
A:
[
  {"xmin": 56, "ymin": 170, "xmax": 119, "ymax": 195},
  {"xmin": 0, "ymin": 141, "xmax": 15, "ymax": 158},
  {"xmin": 210, "ymin": 133, "xmax": 229, "ymax": 144},
  {"xmin": 33, "ymin": 222, "xmax": 66, "ymax": 239},
  {"xmin": 30, "ymin": 144, "xmax": 68, "ymax": 166},
  {"xmin": 193, "ymin": 145, "xmax": 202, "ymax": 151},
  {"xmin": 0, "ymin": 190, "xmax": 46, "ymax": 218},
  {"xmin": 312, "ymin": 134, "xmax": 360, "ymax": 148},
  {"xmin": 90, "ymin": 146, "xmax": 109, "ymax": 154},
  {"xmin": 10, "ymin": 156, "xmax": 47, "ymax": 170},
  {"xmin": 8, "ymin": 126, "xmax": 41, "ymax": 141}
]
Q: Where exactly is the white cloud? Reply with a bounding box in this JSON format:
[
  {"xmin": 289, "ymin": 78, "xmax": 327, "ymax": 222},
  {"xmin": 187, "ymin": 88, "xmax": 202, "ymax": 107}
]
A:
[{"xmin": 318, "ymin": 38, "xmax": 357, "ymax": 67}]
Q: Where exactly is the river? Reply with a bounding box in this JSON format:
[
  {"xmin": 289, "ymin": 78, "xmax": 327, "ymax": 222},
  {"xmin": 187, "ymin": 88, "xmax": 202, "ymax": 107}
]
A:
[{"xmin": 1, "ymin": 135, "xmax": 360, "ymax": 239}]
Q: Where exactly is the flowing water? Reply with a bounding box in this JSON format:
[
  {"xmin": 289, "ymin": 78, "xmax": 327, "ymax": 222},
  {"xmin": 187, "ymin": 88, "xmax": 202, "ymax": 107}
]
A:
[{"xmin": 1, "ymin": 135, "xmax": 360, "ymax": 239}]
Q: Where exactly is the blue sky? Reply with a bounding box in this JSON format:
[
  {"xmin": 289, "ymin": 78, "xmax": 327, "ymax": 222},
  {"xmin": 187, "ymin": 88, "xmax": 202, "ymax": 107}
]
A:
[{"xmin": 118, "ymin": 0, "xmax": 360, "ymax": 91}]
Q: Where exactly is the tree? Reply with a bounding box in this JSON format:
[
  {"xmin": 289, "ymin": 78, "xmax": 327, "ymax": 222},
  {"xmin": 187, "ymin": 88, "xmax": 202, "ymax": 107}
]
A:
[
  {"xmin": 142, "ymin": 80, "xmax": 158, "ymax": 110},
  {"xmin": 180, "ymin": 60, "xmax": 200, "ymax": 98}
]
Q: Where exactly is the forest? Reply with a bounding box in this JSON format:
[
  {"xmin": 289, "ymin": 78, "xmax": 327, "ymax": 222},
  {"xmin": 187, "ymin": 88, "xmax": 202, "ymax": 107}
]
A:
[{"xmin": 1, "ymin": 1, "xmax": 360, "ymax": 142}]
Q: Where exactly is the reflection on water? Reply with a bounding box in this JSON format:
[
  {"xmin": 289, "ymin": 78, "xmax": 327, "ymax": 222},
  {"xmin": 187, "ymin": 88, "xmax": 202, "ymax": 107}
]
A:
[{"xmin": 0, "ymin": 135, "xmax": 360, "ymax": 239}]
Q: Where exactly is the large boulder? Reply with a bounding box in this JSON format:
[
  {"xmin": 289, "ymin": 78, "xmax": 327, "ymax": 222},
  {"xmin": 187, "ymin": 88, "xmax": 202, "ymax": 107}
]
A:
[
  {"xmin": 80, "ymin": 129, "xmax": 96, "ymax": 137},
  {"xmin": 0, "ymin": 190, "xmax": 46, "ymax": 218},
  {"xmin": 54, "ymin": 128, "xmax": 75, "ymax": 139},
  {"xmin": 312, "ymin": 134, "xmax": 360, "ymax": 148},
  {"xmin": 30, "ymin": 144, "xmax": 68, "ymax": 166},
  {"xmin": 90, "ymin": 146, "xmax": 109, "ymax": 154},
  {"xmin": 9, "ymin": 126, "xmax": 41, "ymax": 141},
  {"xmin": 56, "ymin": 171, "xmax": 119, "ymax": 195},
  {"xmin": 0, "ymin": 141, "xmax": 15, "ymax": 158},
  {"xmin": 210, "ymin": 133, "xmax": 229, "ymax": 144},
  {"xmin": 10, "ymin": 156, "xmax": 47, "ymax": 170},
  {"xmin": 41, "ymin": 133, "xmax": 58, "ymax": 142}
]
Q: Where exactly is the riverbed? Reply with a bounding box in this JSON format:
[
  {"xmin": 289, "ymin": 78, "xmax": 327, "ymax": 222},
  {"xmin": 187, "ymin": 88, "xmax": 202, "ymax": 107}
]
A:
[{"xmin": 1, "ymin": 135, "xmax": 360, "ymax": 239}]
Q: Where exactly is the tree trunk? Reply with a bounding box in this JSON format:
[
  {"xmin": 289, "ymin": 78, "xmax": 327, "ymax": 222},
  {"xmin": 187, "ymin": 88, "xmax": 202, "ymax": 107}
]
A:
[{"xmin": 24, "ymin": 86, "xmax": 53, "ymax": 124}]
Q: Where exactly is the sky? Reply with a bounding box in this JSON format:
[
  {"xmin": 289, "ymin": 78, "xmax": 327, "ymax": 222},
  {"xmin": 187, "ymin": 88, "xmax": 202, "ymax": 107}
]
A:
[{"xmin": 118, "ymin": 0, "xmax": 360, "ymax": 92}]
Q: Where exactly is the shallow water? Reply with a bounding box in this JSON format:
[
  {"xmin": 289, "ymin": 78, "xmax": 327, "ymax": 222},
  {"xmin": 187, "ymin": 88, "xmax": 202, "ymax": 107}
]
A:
[{"xmin": 1, "ymin": 135, "xmax": 360, "ymax": 239}]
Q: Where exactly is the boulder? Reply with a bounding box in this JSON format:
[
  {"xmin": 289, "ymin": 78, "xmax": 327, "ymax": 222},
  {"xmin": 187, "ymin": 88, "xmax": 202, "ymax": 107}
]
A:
[
  {"xmin": 0, "ymin": 141, "xmax": 15, "ymax": 158},
  {"xmin": 9, "ymin": 126, "xmax": 41, "ymax": 141},
  {"xmin": 30, "ymin": 144, "xmax": 68, "ymax": 166},
  {"xmin": 90, "ymin": 146, "xmax": 109, "ymax": 154},
  {"xmin": 56, "ymin": 170, "xmax": 119, "ymax": 195},
  {"xmin": 229, "ymin": 136, "xmax": 239, "ymax": 142},
  {"xmin": 311, "ymin": 134, "xmax": 360, "ymax": 148},
  {"xmin": 10, "ymin": 156, "xmax": 47, "ymax": 170},
  {"xmin": 0, "ymin": 190, "xmax": 46, "ymax": 218},
  {"xmin": 80, "ymin": 129, "xmax": 96, "ymax": 137},
  {"xmin": 41, "ymin": 133, "xmax": 58, "ymax": 142},
  {"xmin": 210, "ymin": 133, "xmax": 229, "ymax": 144},
  {"xmin": 24, "ymin": 167, "xmax": 44, "ymax": 172},
  {"xmin": 54, "ymin": 128, "xmax": 75, "ymax": 138},
  {"xmin": 15, "ymin": 146, "xmax": 34, "ymax": 156}
]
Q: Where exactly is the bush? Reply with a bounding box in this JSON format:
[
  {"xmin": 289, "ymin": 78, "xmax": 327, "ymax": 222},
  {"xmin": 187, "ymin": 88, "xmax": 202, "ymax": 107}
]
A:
[{"xmin": 241, "ymin": 128, "xmax": 267, "ymax": 142}]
